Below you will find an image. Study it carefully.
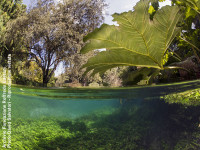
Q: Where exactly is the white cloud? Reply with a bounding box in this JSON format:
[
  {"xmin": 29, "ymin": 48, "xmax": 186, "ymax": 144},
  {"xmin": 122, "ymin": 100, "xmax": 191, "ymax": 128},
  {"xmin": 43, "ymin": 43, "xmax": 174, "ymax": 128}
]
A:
[
  {"xmin": 104, "ymin": 0, "xmax": 173, "ymax": 25},
  {"xmin": 54, "ymin": 0, "xmax": 63, "ymax": 4},
  {"xmin": 104, "ymin": 0, "xmax": 139, "ymax": 25},
  {"xmin": 159, "ymin": 0, "xmax": 171, "ymax": 8},
  {"xmin": 122, "ymin": 4, "xmax": 133, "ymax": 10}
]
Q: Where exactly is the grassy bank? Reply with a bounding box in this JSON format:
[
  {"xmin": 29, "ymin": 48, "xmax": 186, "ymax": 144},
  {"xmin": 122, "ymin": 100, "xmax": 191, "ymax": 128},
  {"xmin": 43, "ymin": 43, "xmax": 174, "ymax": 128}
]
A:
[{"xmin": 163, "ymin": 88, "xmax": 200, "ymax": 106}]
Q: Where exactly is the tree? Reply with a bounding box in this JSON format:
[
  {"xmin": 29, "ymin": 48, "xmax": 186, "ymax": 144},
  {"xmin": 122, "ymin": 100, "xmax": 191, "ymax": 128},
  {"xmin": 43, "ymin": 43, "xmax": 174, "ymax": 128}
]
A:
[
  {"xmin": 0, "ymin": 0, "xmax": 26, "ymax": 66},
  {"xmin": 61, "ymin": 0, "xmax": 107, "ymax": 86},
  {"xmin": 6, "ymin": 0, "xmax": 106, "ymax": 87},
  {"xmin": 12, "ymin": 61, "xmax": 43, "ymax": 86},
  {"xmin": 101, "ymin": 67, "xmax": 124, "ymax": 87},
  {"xmin": 64, "ymin": 51, "xmax": 101, "ymax": 86}
]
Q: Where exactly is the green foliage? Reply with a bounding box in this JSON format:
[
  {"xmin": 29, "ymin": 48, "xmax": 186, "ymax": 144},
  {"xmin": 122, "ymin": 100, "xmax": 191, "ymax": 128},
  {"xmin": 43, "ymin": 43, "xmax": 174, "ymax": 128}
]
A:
[
  {"xmin": 0, "ymin": 0, "xmax": 26, "ymax": 20},
  {"xmin": 63, "ymin": 51, "xmax": 104, "ymax": 86},
  {"xmin": 1, "ymin": 99, "xmax": 200, "ymax": 149},
  {"xmin": 6, "ymin": 0, "xmax": 106, "ymax": 87},
  {"xmin": 178, "ymin": 0, "xmax": 200, "ymax": 14},
  {"xmin": 81, "ymin": 0, "xmax": 183, "ymax": 76},
  {"xmin": 166, "ymin": 0, "xmax": 200, "ymax": 84},
  {"xmin": 0, "ymin": 0, "xmax": 25, "ymax": 37},
  {"xmin": 148, "ymin": 5, "xmax": 156, "ymax": 15},
  {"xmin": 122, "ymin": 67, "xmax": 160, "ymax": 86},
  {"xmin": 79, "ymin": 0, "xmax": 200, "ymax": 85},
  {"xmin": 174, "ymin": 0, "xmax": 200, "ymax": 58},
  {"xmin": 148, "ymin": 1, "xmax": 159, "ymax": 20},
  {"xmin": 0, "ymin": 66, "xmax": 4, "ymax": 83},
  {"xmin": 2, "ymin": 118, "xmax": 75, "ymax": 150},
  {"xmin": 162, "ymin": 88, "xmax": 200, "ymax": 106},
  {"xmin": 11, "ymin": 61, "xmax": 44, "ymax": 86},
  {"xmin": 0, "ymin": 0, "xmax": 26, "ymax": 65}
]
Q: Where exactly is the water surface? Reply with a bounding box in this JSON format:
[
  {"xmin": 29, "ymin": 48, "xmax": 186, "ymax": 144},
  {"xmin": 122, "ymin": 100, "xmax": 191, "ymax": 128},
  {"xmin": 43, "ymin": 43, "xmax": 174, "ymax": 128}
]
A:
[{"xmin": 0, "ymin": 80, "xmax": 200, "ymax": 149}]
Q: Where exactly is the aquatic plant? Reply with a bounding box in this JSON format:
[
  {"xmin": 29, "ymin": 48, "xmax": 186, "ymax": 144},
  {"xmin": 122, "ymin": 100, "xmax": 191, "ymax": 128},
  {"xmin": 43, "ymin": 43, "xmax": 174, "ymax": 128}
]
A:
[
  {"xmin": 1, "ymin": 100, "xmax": 200, "ymax": 150},
  {"xmin": 162, "ymin": 88, "xmax": 200, "ymax": 106}
]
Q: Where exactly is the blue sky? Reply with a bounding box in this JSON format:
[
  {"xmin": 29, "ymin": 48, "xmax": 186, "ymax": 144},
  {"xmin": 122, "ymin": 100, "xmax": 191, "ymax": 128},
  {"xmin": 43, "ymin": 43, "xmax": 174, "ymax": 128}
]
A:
[
  {"xmin": 23, "ymin": 0, "xmax": 171, "ymax": 25},
  {"xmin": 22, "ymin": 0, "xmax": 171, "ymax": 76},
  {"xmin": 23, "ymin": 0, "xmax": 138, "ymax": 24}
]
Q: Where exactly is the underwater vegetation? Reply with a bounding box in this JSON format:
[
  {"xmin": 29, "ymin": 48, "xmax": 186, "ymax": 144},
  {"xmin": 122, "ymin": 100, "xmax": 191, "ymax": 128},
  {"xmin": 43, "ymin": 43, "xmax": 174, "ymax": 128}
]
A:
[
  {"xmin": 1, "ymin": 99, "xmax": 200, "ymax": 150},
  {"xmin": 163, "ymin": 88, "xmax": 200, "ymax": 106}
]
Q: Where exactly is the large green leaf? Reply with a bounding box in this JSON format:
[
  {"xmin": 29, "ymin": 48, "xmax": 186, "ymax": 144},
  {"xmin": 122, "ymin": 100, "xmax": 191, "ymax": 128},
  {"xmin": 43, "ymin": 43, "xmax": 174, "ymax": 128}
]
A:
[
  {"xmin": 122, "ymin": 67, "xmax": 160, "ymax": 85},
  {"xmin": 81, "ymin": 0, "xmax": 183, "ymax": 75}
]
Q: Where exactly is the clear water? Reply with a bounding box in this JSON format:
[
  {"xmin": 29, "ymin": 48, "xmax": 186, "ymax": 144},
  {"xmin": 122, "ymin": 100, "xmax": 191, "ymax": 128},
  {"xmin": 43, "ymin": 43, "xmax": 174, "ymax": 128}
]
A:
[
  {"xmin": 6, "ymin": 80, "xmax": 200, "ymax": 118},
  {"xmin": 1, "ymin": 80, "xmax": 200, "ymax": 149}
]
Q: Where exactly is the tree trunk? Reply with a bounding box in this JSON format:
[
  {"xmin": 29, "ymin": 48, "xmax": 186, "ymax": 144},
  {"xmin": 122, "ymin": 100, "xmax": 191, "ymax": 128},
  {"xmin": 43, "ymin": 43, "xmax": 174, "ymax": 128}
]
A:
[
  {"xmin": 43, "ymin": 76, "xmax": 49, "ymax": 87},
  {"xmin": 42, "ymin": 63, "xmax": 58, "ymax": 87}
]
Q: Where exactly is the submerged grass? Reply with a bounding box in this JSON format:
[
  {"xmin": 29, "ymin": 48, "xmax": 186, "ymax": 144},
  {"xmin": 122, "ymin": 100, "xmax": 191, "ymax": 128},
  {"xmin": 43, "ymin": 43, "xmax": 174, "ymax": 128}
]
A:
[
  {"xmin": 1, "ymin": 100, "xmax": 200, "ymax": 150},
  {"xmin": 1, "ymin": 81, "xmax": 200, "ymax": 149}
]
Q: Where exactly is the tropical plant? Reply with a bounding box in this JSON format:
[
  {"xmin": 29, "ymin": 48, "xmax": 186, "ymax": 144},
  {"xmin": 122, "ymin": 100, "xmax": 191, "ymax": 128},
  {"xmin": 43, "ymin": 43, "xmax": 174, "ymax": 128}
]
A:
[
  {"xmin": 80, "ymin": 0, "xmax": 184, "ymax": 77},
  {"xmin": 174, "ymin": 0, "xmax": 200, "ymax": 61},
  {"xmin": 162, "ymin": 0, "xmax": 200, "ymax": 82}
]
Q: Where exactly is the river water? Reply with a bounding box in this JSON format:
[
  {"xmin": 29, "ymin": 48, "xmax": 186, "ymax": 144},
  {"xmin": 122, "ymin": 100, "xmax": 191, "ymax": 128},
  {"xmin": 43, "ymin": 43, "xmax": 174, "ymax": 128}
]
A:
[{"xmin": 0, "ymin": 80, "xmax": 200, "ymax": 149}]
